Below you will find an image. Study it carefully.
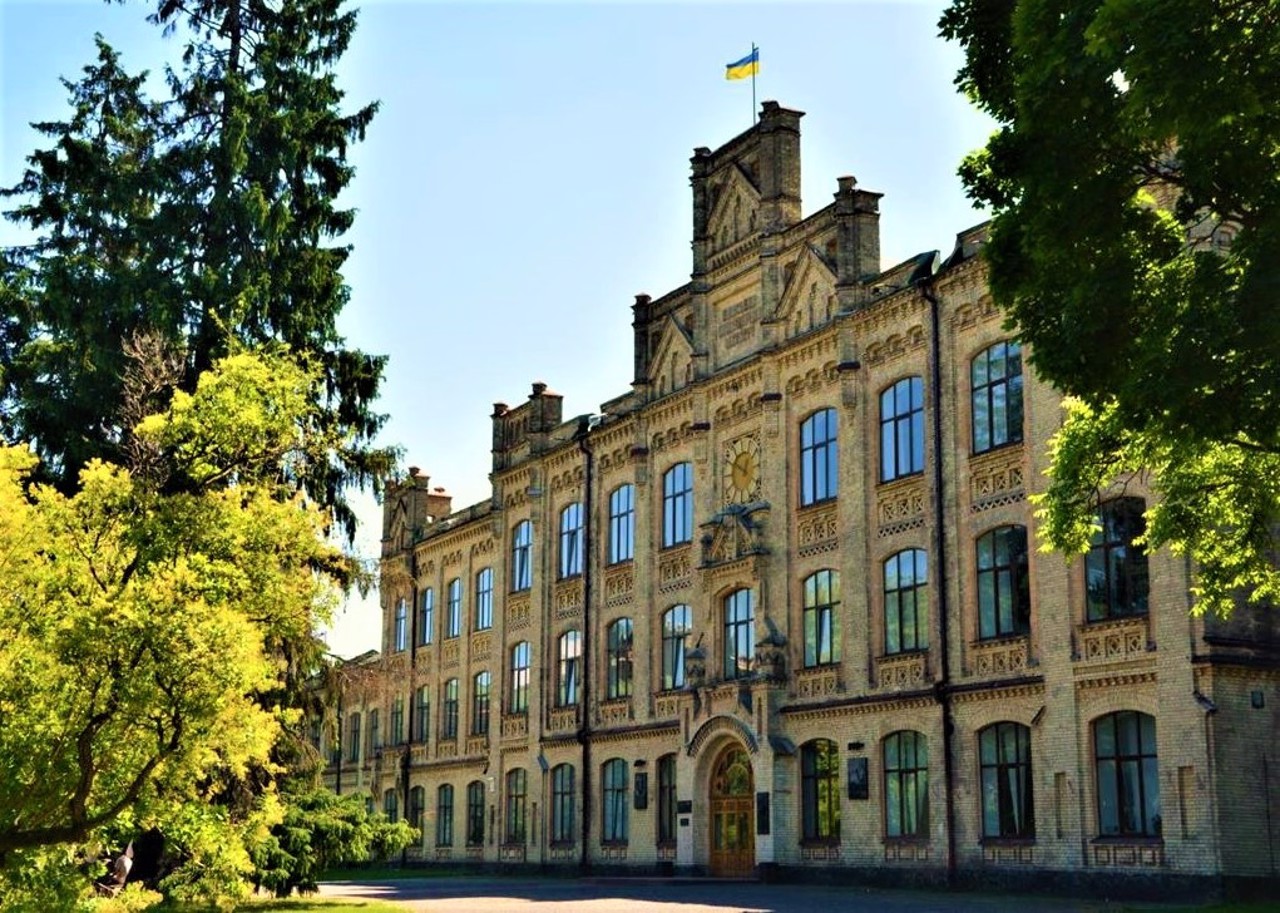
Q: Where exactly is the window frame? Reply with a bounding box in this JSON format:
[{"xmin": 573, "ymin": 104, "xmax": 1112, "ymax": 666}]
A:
[
  {"xmin": 509, "ymin": 641, "xmax": 531, "ymax": 714},
  {"xmin": 661, "ymin": 604, "xmax": 691, "ymax": 691},
  {"xmin": 1086, "ymin": 498, "xmax": 1150, "ymax": 622},
  {"xmin": 441, "ymin": 678, "xmax": 459, "ymax": 740},
  {"xmin": 551, "ymin": 763, "xmax": 575, "ymax": 845},
  {"xmin": 884, "ymin": 548, "xmax": 928, "ymax": 655},
  {"xmin": 977, "ymin": 525, "xmax": 1031, "ymax": 640},
  {"xmin": 474, "ymin": 567, "xmax": 493, "ymax": 631},
  {"xmin": 557, "ymin": 630, "xmax": 581, "ymax": 706},
  {"xmin": 466, "ymin": 780, "xmax": 486, "ymax": 847},
  {"xmin": 390, "ymin": 695, "xmax": 405, "ymax": 746},
  {"xmin": 505, "ymin": 768, "xmax": 528, "ymax": 844},
  {"xmin": 384, "ymin": 788, "xmax": 399, "ymax": 824},
  {"xmin": 801, "ymin": 739, "xmax": 841, "ymax": 843},
  {"xmin": 1093, "ymin": 711, "xmax": 1161, "ymax": 838},
  {"xmin": 803, "ymin": 569, "xmax": 841, "ymax": 667},
  {"xmin": 436, "ymin": 784, "xmax": 454, "ymax": 847},
  {"xmin": 606, "ymin": 617, "xmax": 634, "ymax": 700},
  {"xmin": 393, "ymin": 598, "xmax": 408, "ymax": 652},
  {"xmin": 413, "ymin": 685, "xmax": 430, "ymax": 744},
  {"xmin": 657, "ymin": 753, "xmax": 678, "ymax": 845},
  {"xmin": 608, "ymin": 484, "xmax": 635, "ymax": 565},
  {"xmin": 979, "ymin": 722, "xmax": 1035, "ymax": 839},
  {"xmin": 662, "ymin": 462, "xmax": 694, "ymax": 548},
  {"xmin": 971, "ymin": 340, "xmax": 1024, "ymax": 455},
  {"xmin": 723, "ymin": 588, "xmax": 754, "ymax": 680},
  {"xmin": 559, "ymin": 502, "xmax": 584, "ymax": 579},
  {"xmin": 445, "ymin": 577, "xmax": 462, "ymax": 639},
  {"xmin": 471, "ymin": 670, "xmax": 491, "ymax": 736},
  {"xmin": 879, "ymin": 376, "xmax": 925, "ymax": 483},
  {"xmin": 419, "ymin": 587, "xmax": 434, "ymax": 645},
  {"xmin": 511, "ymin": 520, "xmax": 533, "ymax": 592},
  {"xmin": 799, "ymin": 407, "xmax": 839, "ymax": 507},
  {"xmin": 601, "ymin": 757, "xmax": 629, "ymax": 845},
  {"xmin": 884, "ymin": 730, "xmax": 929, "ymax": 838}
]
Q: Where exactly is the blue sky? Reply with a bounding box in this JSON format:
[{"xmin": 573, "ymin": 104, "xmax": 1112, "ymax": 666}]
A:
[{"xmin": 1, "ymin": 1, "xmax": 995, "ymax": 657}]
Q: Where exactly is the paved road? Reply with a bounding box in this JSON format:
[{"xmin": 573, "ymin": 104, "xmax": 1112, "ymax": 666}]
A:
[{"xmin": 317, "ymin": 876, "xmax": 1187, "ymax": 913}]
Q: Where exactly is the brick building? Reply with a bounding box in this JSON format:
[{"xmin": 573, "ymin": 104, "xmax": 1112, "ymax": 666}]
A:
[{"xmin": 323, "ymin": 102, "xmax": 1280, "ymax": 896}]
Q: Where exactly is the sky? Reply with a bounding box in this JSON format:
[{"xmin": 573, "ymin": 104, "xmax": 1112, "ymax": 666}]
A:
[{"xmin": 0, "ymin": 0, "xmax": 995, "ymax": 658}]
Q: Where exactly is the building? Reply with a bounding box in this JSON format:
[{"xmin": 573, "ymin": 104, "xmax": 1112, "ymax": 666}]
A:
[{"xmin": 323, "ymin": 102, "xmax": 1280, "ymax": 897}]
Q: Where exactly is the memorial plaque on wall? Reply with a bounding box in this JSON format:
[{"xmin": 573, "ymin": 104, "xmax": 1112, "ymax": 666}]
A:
[
  {"xmin": 676, "ymin": 800, "xmax": 693, "ymax": 814},
  {"xmin": 847, "ymin": 757, "xmax": 869, "ymax": 800},
  {"xmin": 634, "ymin": 772, "xmax": 648, "ymax": 810},
  {"xmin": 756, "ymin": 791, "xmax": 770, "ymax": 835}
]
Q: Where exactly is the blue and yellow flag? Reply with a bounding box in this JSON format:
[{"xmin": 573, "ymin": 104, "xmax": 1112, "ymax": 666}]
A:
[{"xmin": 725, "ymin": 48, "xmax": 759, "ymax": 81}]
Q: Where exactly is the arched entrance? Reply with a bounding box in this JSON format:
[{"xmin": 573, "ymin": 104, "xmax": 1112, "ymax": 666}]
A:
[{"xmin": 708, "ymin": 744, "xmax": 754, "ymax": 877}]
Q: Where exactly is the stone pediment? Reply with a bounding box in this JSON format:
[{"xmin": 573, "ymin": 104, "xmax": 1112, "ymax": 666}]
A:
[
  {"xmin": 773, "ymin": 244, "xmax": 836, "ymax": 337},
  {"xmin": 385, "ymin": 498, "xmax": 412, "ymax": 554},
  {"xmin": 706, "ymin": 163, "xmax": 761, "ymax": 253},
  {"xmin": 648, "ymin": 315, "xmax": 695, "ymax": 397},
  {"xmin": 699, "ymin": 502, "xmax": 769, "ymax": 568}
]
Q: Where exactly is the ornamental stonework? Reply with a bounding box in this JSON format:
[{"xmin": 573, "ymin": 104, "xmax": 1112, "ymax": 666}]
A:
[
  {"xmin": 969, "ymin": 447, "xmax": 1025, "ymax": 512},
  {"xmin": 658, "ymin": 547, "xmax": 692, "ymax": 592},
  {"xmin": 795, "ymin": 503, "xmax": 838, "ymax": 556},
  {"xmin": 1075, "ymin": 617, "xmax": 1152, "ymax": 665},
  {"xmin": 876, "ymin": 652, "xmax": 926, "ymax": 689},
  {"xmin": 876, "ymin": 479, "xmax": 926, "ymax": 536},
  {"xmin": 969, "ymin": 637, "xmax": 1029, "ymax": 677},
  {"xmin": 604, "ymin": 566, "xmax": 634, "ymax": 607},
  {"xmin": 506, "ymin": 595, "xmax": 530, "ymax": 629}
]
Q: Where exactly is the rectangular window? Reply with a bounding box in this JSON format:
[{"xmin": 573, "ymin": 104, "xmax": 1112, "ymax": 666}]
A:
[
  {"xmin": 474, "ymin": 568, "xmax": 493, "ymax": 631},
  {"xmin": 390, "ymin": 695, "xmax": 405, "ymax": 746},
  {"xmin": 419, "ymin": 588, "xmax": 434, "ymax": 645},
  {"xmin": 467, "ymin": 781, "xmax": 485, "ymax": 847},
  {"xmin": 472, "ymin": 671, "xmax": 491, "ymax": 736},
  {"xmin": 1086, "ymin": 498, "xmax": 1150, "ymax": 621},
  {"xmin": 972, "ymin": 341, "xmax": 1024, "ymax": 454},
  {"xmin": 413, "ymin": 685, "xmax": 430, "ymax": 743},
  {"xmin": 662, "ymin": 463, "xmax": 693, "ymax": 547},
  {"xmin": 559, "ymin": 502, "xmax": 584, "ymax": 578},
  {"xmin": 436, "ymin": 784, "xmax": 454, "ymax": 846},
  {"xmin": 608, "ymin": 484, "xmax": 635, "ymax": 564},
  {"xmin": 551, "ymin": 764, "xmax": 575, "ymax": 844},
  {"xmin": 442, "ymin": 679, "xmax": 458, "ymax": 740},
  {"xmin": 506, "ymin": 769, "xmax": 528, "ymax": 843},
  {"xmin": 446, "ymin": 578, "xmax": 462, "ymax": 638},
  {"xmin": 880, "ymin": 377, "xmax": 924, "ymax": 482},
  {"xmin": 657, "ymin": 754, "xmax": 677, "ymax": 844},
  {"xmin": 511, "ymin": 520, "xmax": 533, "ymax": 592},
  {"xmin": 661, "ymin": 605, "xmax": 691, "ymax": 690}
]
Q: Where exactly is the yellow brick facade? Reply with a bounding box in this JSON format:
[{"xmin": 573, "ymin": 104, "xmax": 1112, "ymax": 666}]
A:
[{"xmin": 323, "ymin": 103, "xmax": 1280, "ymax": 896}]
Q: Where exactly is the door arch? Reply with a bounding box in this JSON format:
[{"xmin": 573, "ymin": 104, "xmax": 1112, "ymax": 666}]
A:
[{"xmin": 708, "ymin": 743, "xmax": 755, "ymax": 877}]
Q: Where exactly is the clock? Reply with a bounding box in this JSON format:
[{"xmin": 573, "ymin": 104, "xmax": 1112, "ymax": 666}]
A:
[{"xmin": 723, "ymin": 435, "xmax": 762, "ymax": 504}]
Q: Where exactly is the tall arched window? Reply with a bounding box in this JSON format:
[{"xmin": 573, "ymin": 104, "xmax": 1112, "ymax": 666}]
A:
[
  {"xmin": 800, "ymin": 408, "xmax": 838, "ymax": 506},
  {"xmin": 723, "ymin": 588, "xmax": 754, "ymax": 680},
  {"xmin": 557, "ymin": 630, "xmax": 581, "ymax": 706},
  {"xmin": 1086, "ymin": 498, "xmax": 1150, "ymax": 621},
  {"xmin": 384, "ymin": 788, "xmax": 399, "ymax": 823},
  {"xmin": 602, "ymin": 758, "xmax": 629, "ymax": 844},
  {"xmin": 346, "ymin": 713, "xmax": 361, "ymax": 762},
  {"xmin": 559, "ymin": 502, "xmax": 584, "ymax": 578},
  {"xmin": 884, "ymin": 730, "xmax": 928, "ymax": 837},
  {"xmin": 393, "ymin": 598, "xmax": 407, "ymax": 652},
  {"xmin": 551, "ymin": 763, "xmax": 575, "ymax": 844},
  {"xmin": 977, "ymin": 526, "xmax": 1030, "ymax": 639},
  {"xmin": 419, "ymin": 587, "xmax": 434, "ymax": 645},
  {"xmin": 390, "ymin": 695, "xmax": 405, "ymax": 745},
  {"xmin": 413, "ymin": 685, "xmax": 429, "ymax": 743},
  {"xmin": 466, "ymin": 780, "xmax": 485, "ymax": 847},
  {"xmin": 1094, "ymin": 711, "xmax": 1160, "ymax": 837},
  {"xmin": 971, "ymin": 340, "xmax": 1023, "ymax": 454},
  {"xmin": 408, "ymin": 785, "xmax": 425, "ymax": 833},
  {"xmin": 979, "ymin": 722, "xmax": 1035, "ymax": 838},
  {"xmin": 474, "ymin": 567, "xmax": 493, "ymax": 630},
  {"xmin": 803, "ymin": 570, "xmax": 841, "ymax": 667},
  {"xmin": 471, "ymin": 670, "xmax": 491, "ymax": 736},
  {"xmin": 657, "ymin": 753, "xmax": 678, "ymax": 845},
  {"xmin": 662, "ymin": 462, "xmax": 693, "ymax": 547},
  {"xmin": 606, "ymin": 618, "xmax": 634, "ymax": 699},
  {"xmin": 441, "ymin": 678, "xmax": 458, "ymax": 739},
  {"xmin": 801, "ymin": 739, "xmax": 841, "ymax": 842},
  {"xmin": 435, "ymin": 784, "xmax": 453, "ymax": 846},
  {"xmin": 505, "ymin": 768, "xmax": 528, "ymax": 843},
  {"xmin": 884, "ymin": 549, "xmax": 928, "ymax": 655},
  {"xmin": 608, "ymin": 484, "xmax": 635, "ymax": 564},
  {"xmin": 880, "ymin": 376, "xmax": 924, "ymax": 482},
  {"xmin": 509, "ymin": 641, "xmax": 531, "ymax": 714},
  {"xmin": 661, "ymin": 605, "xmax": 691, "ymax": 690},
  {"xmin": 511, "ymin": 520, "xmax": 533, "ymax": 592},
  {"xmin": 445, "ymin": 577, "xmax": 462, "ymax": 639}
]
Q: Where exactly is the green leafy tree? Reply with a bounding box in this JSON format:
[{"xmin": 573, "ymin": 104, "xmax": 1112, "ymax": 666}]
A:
[
  {"xmin": 0, "ymin": 349, "xmax": 346, "ymax": 907},
  {"xmin": 1, "ymin": 0, "xmax": 391, "ymax": 538},
  {"xmin": 940, "ymin": 0, "xmax": 1280, "ymax": 615}
]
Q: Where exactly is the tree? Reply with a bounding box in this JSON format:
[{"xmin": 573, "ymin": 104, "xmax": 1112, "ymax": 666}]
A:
[
  {"xmin": 940, "ymin": 0, "xmax": 1280, "ymax": 615},
  {"xmin": 1, "ymin": 0, "xmax": 392, "ymax": 538},
  {"xmin": 0, "ymin": 350, "xmax": 344, "ymax": 905}
]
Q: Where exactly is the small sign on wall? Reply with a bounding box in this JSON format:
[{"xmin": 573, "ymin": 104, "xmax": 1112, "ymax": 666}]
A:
[
  {"xmin": 847, "ymin": 757, "xmax": 869, "ymax": 800},
  {"xmin": 634, "ymin": 772, "xmax": 648, "ymax": 810},
  {"xmin": 756, "ymin": 791, "xmax": 770, "ymax": 835}
]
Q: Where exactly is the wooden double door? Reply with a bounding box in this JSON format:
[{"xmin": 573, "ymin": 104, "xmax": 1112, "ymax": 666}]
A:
[{"xmin": 708, "ymin": 745, "xmax": 755, "ymax": 877}]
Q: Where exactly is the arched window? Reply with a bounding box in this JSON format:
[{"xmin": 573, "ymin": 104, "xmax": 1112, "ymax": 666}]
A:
[
  {"xmin": 608, "ymin": 484, "xmax": 635, "ymax": 564},
  {"xmin": 602, "ymin": 758, "xmax": 629, "ymax": 844},
  {"xmin": 884, "ymin": 730, "xmax": 928, "ymax": 837},
  {"xmin": 474, "ymin": 567, "xmax": 493, "ymax": 631},
  {"xmin": 445, "ymin": 577, "xmax": 462, "ymax": 639},
  {"xmin": 409, "ymin": 785, "xmax": 425, "ymax": 833},
  {"xmin": 442, "ymin": 678, "xmax": 459, "ymax": 739},
  {"xmin": 979, "ymin": 722, "xmax": 1035, "ymax": 838},
  {"xmin": 368, "ymin": 709, "xmax": 379, "ymax": 753},
  {"xmin": 509, "ymin": 641, "xmax": 531, "ymax": 714},
  {"xmin": 1094, "ymin": 711, "xmax": 1160, "ymax": 837},
  {"xmin": 723, "ymin": 588, "xmax": 754, "ymax": 680},
  {"xmin": 413, "ymin": 685, "xmax": 429, "ymax": 743},
  {"xmin": 977, "ymin": 526, "xmax": 1030, "ymax": 639},
  {"xmin": 505, "ymin": 768, "xmax": 528, "ymax": 843},
  {"xmin": 971, "ymin": 341, "xmax": 1023, "ymax": 454},
  {"xmin": 799, "ymin": 408, "xmax": 838, "ymax": 506},
  {"xmin": 383, "ymin": 788, "xmax": 399, "ymax": 823},
  {"xmin": 466, "ymin": 780, "xmax": 486, "ymax": 847},
  {"xmin": 606, "ymin": 618, "xmax": 634, "ymax": 699},
  {"xmin": 884, "ymin": 549, "xmax": 928, "ymax": 655},
  {"xmin": 346, "ymin": 712, "xmax": 361, "ymax": 762},
  {"xmin": 393, "ymin": 598, "xmax": 407, "ymax": 652},
  {"xmin": 557, "ymin": 630, "xmax": 581, "ymax": 706},
  {"xmin": 511, "ymin": 520, "xmax": 533, "ymax": 592},
  {"xmin": 1086, "ymin": 498, "xmax": 1149, "ymax": 621},
  {"xmin": 551, "ymin": 763, "xmax": 575, "ymax": 845},
  {"xmin": 657, "ymin": 753, "xmax": 678, "ymax": 845},
  {"xmin": 880, "ymin": 376, "xmax": 924, "ymax": 482},
  {"xmin": 803, "ymin": 570, "xmax": 841, "ymax": 667},
  {"xmin": 435, "ymin": 784, "xmax": 454, "ymax": 846},
  {"xmin": 471, "ymin": 670, "xmax": 491, "ymax": 736},
  {"xmin": 662, "ymin": 462, "xmax": 693, "ymax": 547},
  {"xmin": 661, "ymin": 605, "xmax": 691, "ymax": 690},
  {"xmin": 801, "ymin": 739, "xmax": 841, "ymax": 842},
  {"xmin": 559, "ymin": 502, "xmax": 584, "ymax": 578},
  {"xmin": 390, "ymin": 695, "xmax": 405, "ymax": 745},
  {"xmin": 419, "ymin": 587, "xmax": 434, "ymax": 645}
]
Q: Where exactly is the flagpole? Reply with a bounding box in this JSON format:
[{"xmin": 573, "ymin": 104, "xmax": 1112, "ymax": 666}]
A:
[{"xmin": 751, "ymin": 43, "xmax": 757, "ymax": 124}]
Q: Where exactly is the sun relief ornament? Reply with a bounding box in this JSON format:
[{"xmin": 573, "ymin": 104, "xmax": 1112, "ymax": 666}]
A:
[{"xmin": 722, "ymin": 434, "xmax": 762, "ymax": 504}]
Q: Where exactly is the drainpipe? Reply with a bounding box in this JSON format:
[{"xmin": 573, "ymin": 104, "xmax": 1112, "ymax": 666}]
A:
[
  {"xmin": 920, "ymin": 277, "xmax": 958, "ymax": 885},
  {"xmin": 575, "ymin": 415, "xmax": 596, "ymax": 872}
]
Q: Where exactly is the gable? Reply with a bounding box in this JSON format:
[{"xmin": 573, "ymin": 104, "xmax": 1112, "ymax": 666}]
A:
[
  {"xmin": 706, "ymin": 162, "xmax": 762, "ymax": 253},
  {"xmin": 773, "ymin": 244, "xmax": 837, "ymax": 336},
  {"xmin": 647, "ymin": 316, "xmax": 695, "ymax": 397}
]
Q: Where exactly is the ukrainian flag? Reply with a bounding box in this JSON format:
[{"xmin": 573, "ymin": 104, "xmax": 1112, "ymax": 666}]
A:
[{"xmin": 725, "ymin": 48, "xmax": 759, "ymax": 81}]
